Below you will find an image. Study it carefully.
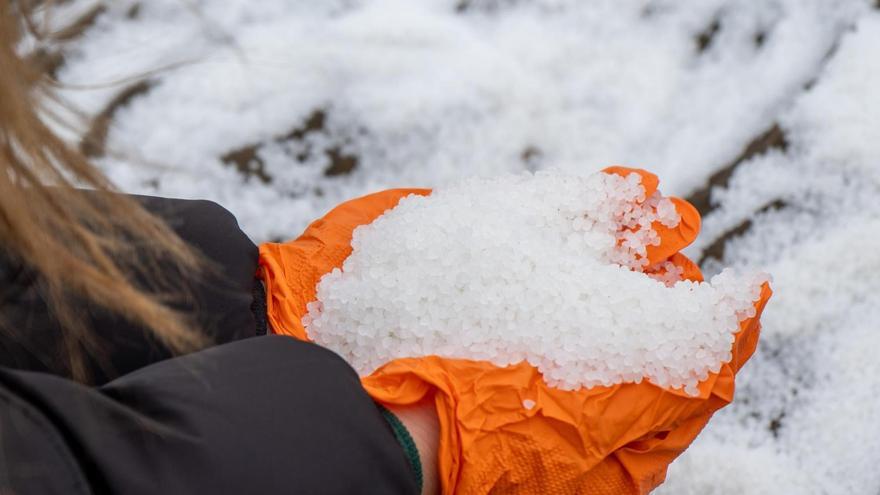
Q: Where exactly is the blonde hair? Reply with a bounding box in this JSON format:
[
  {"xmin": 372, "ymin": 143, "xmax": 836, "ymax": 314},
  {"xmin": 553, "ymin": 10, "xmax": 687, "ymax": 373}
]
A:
[{"xmin": 1, "ymin": 2, "xmax": 205, "ymax": 381}]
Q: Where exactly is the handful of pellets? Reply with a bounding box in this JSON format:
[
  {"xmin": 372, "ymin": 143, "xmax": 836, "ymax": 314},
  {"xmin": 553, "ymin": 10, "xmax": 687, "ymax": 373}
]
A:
[{"xmin": 303, "ymin": 170, "xmax": 767, "ymax": 396}]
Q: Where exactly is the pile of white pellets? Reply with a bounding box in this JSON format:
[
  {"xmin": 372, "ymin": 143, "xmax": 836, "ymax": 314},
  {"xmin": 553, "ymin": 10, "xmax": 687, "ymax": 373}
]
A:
[{"xmin": 303, "ymin": 171, "xmax": 767, "ymax": 395}]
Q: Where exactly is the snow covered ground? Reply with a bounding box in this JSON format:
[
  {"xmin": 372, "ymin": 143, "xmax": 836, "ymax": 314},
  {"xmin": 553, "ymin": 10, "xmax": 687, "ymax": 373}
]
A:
[{"xmin": 32, "ymin": 0, "xmax": 880, "ymax": 492}]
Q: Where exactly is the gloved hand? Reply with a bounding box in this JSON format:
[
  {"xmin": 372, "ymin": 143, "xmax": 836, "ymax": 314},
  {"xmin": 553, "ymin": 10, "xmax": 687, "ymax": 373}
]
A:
[{"xmin": 259, "ymin": 168, "xmax": 772, "ymax": 494}]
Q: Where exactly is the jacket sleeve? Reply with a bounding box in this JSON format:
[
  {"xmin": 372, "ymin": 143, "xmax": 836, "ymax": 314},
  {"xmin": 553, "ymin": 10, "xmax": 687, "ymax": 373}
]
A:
[{"xmin": 0, "ymin": 335, "xmax": 418, "ymax": 495}]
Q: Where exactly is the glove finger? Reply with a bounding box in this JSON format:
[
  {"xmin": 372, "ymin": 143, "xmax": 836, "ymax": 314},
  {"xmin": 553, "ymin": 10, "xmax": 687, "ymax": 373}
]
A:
[
  {"xmin": 728, "ymin": 282, "xmax": 772, "ymax": 375},
  {"xmin": 668, "ymin": 252, "xmax": 702, "ymax": 282},
  {"xmin": 602, "ymin": 168, "xmax": 700, "ymax": 266},
  {"xmin": 602, "ymin": 166, "xmax": 659, "ymax": 199},
  {"xmin": 645, "ymin": 197, "xmax": 701, "ymax": 265}
]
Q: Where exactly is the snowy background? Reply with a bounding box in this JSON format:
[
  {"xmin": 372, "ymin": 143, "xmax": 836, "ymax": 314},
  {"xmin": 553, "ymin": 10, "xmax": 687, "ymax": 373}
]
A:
[{"xmin": 27, "ymin": 0, "xmax": 880, "ymax": 493}]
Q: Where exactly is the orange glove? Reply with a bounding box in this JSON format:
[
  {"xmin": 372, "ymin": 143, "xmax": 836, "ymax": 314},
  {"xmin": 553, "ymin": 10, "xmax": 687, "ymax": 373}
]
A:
[{"xmin": 259, "ymin": 168, "xmax": 772, "ymax": 494}]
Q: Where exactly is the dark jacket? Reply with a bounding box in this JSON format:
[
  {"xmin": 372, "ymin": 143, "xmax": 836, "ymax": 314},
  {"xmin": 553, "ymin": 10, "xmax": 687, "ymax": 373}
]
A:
[
  {"xmin": 0, "ymin": 196, "xmax": 417, "ymax": 494},
  {"xmin": 0, "ymin": 336, "xmax": 418, "ymax": 494}
]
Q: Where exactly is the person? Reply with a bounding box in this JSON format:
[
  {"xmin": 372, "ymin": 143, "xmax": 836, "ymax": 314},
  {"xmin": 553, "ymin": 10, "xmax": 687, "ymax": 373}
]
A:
[{"xmin": 0, "ymin": 3, "xmax": 434, "ymax": 494}]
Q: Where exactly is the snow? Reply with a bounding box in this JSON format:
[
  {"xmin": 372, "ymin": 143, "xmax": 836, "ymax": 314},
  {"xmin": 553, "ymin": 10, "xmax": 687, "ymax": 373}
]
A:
[
  {"xmin": 663, "ymin": 14, "xmax": 880, "ymax": 494},
  {"xmin": 41, "ymin": 0, "xmax": 880, "ymax": 493},
  {"xmin": 48, "ymin": 0, "xmax": 859, "ymax": 240}
]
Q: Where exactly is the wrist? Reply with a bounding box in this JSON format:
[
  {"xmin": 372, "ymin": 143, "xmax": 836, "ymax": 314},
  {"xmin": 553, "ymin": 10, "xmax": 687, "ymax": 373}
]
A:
[{"xmin": 384, "ymin": 397, "xmax": 440, "ymax": 495}]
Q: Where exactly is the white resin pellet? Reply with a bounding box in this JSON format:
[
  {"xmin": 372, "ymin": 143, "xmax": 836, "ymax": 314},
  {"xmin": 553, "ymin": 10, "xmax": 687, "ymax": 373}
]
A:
[{"xmin": 304, "ymin": 171, "xmax": 767, "ymax": 395}]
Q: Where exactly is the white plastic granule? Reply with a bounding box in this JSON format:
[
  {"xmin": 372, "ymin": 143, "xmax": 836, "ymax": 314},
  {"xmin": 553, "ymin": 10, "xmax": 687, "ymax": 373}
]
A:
[{"xmin": 303, "ymin": 170, "xmax": 767, "ymax": 396}]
